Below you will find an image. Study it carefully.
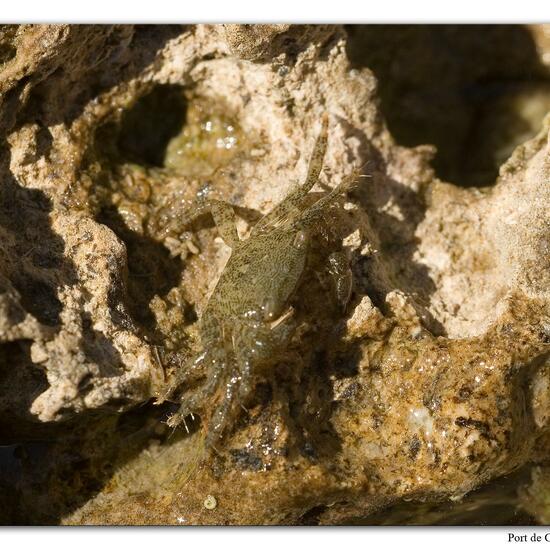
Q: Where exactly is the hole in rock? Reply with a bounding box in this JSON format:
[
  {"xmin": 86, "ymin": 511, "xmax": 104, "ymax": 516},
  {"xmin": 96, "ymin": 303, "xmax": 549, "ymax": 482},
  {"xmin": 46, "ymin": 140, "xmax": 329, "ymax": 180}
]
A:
[
  {"xmin": 346, "ymin": 25, "xmax": 550, "ymax": 187},
  {"xmin": 116, "ymin": 84, "xmax": 188, "ymax": 167}
]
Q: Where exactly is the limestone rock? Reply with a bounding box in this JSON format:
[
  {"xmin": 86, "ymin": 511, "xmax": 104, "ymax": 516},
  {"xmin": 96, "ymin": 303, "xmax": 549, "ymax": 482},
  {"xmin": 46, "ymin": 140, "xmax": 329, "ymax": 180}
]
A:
[{"xmin": 0, "ymin": 24, "xmax": 548, "ymax": 525}]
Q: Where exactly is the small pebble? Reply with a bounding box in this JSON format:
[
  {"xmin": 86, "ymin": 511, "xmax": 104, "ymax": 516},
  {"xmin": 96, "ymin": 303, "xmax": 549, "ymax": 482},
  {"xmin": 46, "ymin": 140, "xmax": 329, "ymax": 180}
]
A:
[{"xmin": 203, "ymin": 494, "xmax": 217, "ymax": 510}]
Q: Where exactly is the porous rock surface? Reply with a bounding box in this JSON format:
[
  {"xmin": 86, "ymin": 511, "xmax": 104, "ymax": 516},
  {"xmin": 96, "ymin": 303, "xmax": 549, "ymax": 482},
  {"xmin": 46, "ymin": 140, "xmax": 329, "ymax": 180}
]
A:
[{"xmin": 0, "ymin": 24, "xmax": 549, "ymax": 525}]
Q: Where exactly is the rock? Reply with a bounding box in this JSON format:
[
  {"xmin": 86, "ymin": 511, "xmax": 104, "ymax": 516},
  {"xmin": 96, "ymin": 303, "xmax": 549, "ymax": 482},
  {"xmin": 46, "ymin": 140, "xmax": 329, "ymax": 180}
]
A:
[
  {"xmin": 520, "ymin": 466, "xmax": 550, "ymax": 524},
  {"xmin": 0, "ymin": 24, "xmax": 549, "ymax": 525},
  {"xmin": 222, "ymin": 24, "xmax": 333, "ymax": 62}
]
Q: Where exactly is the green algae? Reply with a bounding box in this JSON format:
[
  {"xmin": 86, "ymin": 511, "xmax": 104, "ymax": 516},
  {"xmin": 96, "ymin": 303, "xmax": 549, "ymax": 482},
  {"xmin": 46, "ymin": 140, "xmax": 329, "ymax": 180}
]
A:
[{"xmin": 164, "ymin": 98, "xmax": 243, "ymax": 177}]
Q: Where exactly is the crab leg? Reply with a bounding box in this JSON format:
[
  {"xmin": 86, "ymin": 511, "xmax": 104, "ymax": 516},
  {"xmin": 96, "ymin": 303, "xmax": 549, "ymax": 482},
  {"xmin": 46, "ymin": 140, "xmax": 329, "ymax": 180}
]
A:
[
  {"xmin": 157, "ymin": 197, "xmax": 241, "ymax": 245},
  {"xmin": 156, "ymin": 350, "xmax": 208, "ymax": 404},
  {"xmin": 295, "ymin": 169, "xmax": 359, "ymax": 229},
  {"xmin": 206, "ymin": 370, "xmax": 240, "ymax": 446},
  {"xmin": 165, "ymin": 358, "xmax": 225, "ymax": 428},
  {"xmin": 327, "ymin": 251, "xmax": 353, "ymax": 310},
  {"xmin": 252, "ymin": 113, "xmax": 329, "ymax": 233},
  {"xmin": 210, "ymin": 200, "xmax": 240, "ymax": 247}
]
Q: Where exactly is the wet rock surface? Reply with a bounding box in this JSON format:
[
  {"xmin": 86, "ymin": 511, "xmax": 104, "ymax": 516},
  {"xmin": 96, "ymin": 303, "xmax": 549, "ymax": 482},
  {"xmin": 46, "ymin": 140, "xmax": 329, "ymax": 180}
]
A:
[{"xmin": 0, "ymin": 24, "xmax": 549, "ymax": 525}]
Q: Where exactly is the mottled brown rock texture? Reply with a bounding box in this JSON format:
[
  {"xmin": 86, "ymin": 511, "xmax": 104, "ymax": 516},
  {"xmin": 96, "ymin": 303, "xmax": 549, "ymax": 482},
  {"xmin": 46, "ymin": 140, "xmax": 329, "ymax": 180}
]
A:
[{"xmin": 0, "ymin": 24, "xmax": 548, "ymax": 525}]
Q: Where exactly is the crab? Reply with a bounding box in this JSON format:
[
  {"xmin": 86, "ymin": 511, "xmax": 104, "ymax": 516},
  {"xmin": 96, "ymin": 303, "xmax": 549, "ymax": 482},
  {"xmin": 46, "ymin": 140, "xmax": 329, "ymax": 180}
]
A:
[{"xmin": 157, "ymin": 114, "xmax": 357, "ymax": 447}]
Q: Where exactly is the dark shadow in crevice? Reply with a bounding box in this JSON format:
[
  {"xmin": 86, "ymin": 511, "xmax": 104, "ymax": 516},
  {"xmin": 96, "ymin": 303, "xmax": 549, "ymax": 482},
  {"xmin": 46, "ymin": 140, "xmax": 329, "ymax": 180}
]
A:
[
  {"xmin": 96, "ymin": 205, "xmax": 183, "ymax": 340},
  {"xmin": 291, "ymin": 350, "xmax": 345, "ymax": 462},
  {"xmin": 0, "ymin": 26, "xmax": 18, "ymax": 65},
  {"xmin": 80, "ymin": 312, "xmax": 124, "ymax": 379},
  {"xmin": 345, "ymin": 24, "xmax": 550, "ymax": 187},
  {"xmin": 337, "ymin": 117, "xmax": 445, "ymax": 336},
  {"xmin": 0, "ymin": 148, "xmax": 78, "ymax": 328},
  {"xmin": 34, "ymin": 125, "xmax": 53, "ymax": 159},
  {"xmin": 343, "ymin": 465, "xmax": 536, "ymax": 525},
  {"xmin": 0, "ymin": 340, "xmax": 50, "ymax": 444},
  {"xmin": 0, "ymin": 43, "xmax": 16, "ymax": 65},
  {"xmin": 115, "ymin": 84, "xmax": 188, "ymax": 167},
  {"xmin": 0, "ymin": 400, "xmax": 180, "ymax": 525},
  {"xmin": 298, "ymin": 504, "xmax": 328, "ymax": 526}
]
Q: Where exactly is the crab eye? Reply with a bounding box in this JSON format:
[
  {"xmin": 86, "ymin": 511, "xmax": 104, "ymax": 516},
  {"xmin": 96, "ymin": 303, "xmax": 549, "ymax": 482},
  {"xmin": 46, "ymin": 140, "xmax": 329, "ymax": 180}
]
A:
[{"xmin": 293, "ymin": 230, "xmax": 307, "ymax": 249}]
